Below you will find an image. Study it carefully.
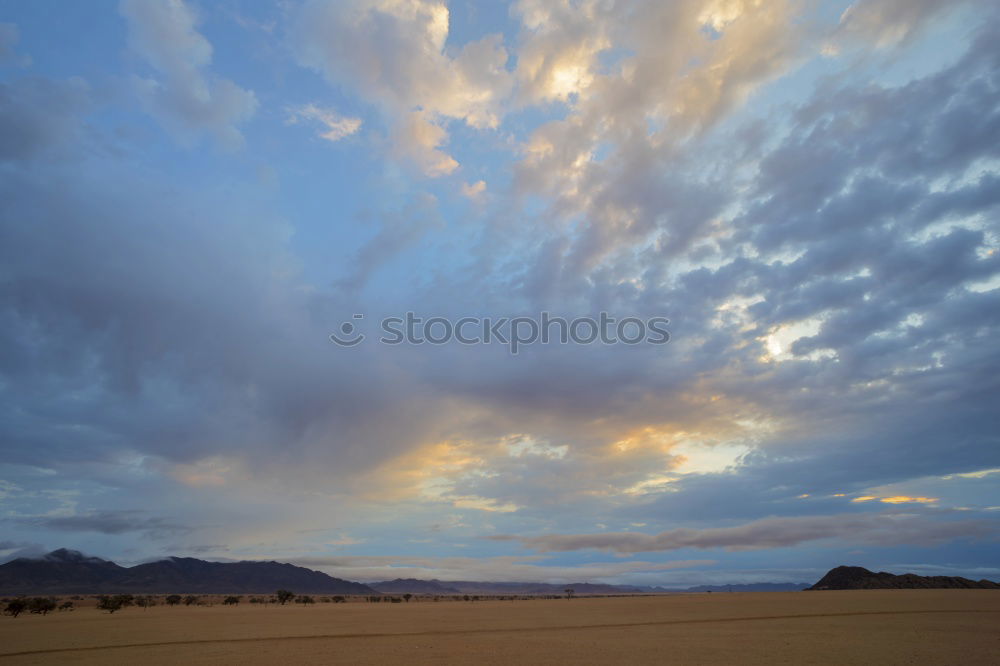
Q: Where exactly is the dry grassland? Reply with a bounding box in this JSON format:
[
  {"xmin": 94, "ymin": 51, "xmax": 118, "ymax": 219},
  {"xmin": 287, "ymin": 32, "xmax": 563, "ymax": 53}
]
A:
[{"xmin": 1, "ymin": 590, "xmax": 998, "ymax": 664}]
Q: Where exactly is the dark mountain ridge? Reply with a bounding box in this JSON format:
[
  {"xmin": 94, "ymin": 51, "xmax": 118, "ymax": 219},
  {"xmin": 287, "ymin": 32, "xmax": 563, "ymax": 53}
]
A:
[
  {"xmin": 370, "ymin": 580, "xmax": 637, "ymax": 595},
  {"xmin": 0, "ymin": 549, "xmax": 376, "ymax": 595},
  {"xmin": 640, "ymin": 582, "xmax": 809, "ymax": 593},
  {"xmin": 369, "ymin": 580, "xmax": 809, "ymax": 595},
  {"xmin": 808, "ymin": 566, "xmax": 1000, "ymax": 590},
  {"xmin": 372, "ymin": 578, "xmax": 463, "ymax": 594}
]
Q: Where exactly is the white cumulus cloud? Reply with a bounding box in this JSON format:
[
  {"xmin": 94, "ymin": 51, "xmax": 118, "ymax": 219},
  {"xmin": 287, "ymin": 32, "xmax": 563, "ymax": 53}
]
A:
[{"xmin": 287, "ymin": 104, "xmax": 362, "ymax": 142}]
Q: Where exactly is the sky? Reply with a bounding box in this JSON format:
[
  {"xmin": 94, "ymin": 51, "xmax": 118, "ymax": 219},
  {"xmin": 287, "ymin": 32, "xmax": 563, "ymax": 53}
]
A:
[{"xmin": 0, "ymin": 0, "xmax": 998, "ymax": 587}]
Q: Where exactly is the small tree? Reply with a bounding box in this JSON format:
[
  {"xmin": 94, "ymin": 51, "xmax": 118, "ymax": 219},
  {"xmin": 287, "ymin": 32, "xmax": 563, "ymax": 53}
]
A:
[
  {"xmin": 275, "ymin": 589, "xmax": 295, "ymax": 605},
  {"xmin": 295, "ymin": 595, "xmax": 315, "ymax": 604},
  {"xmin": 564, "ymin": 589, "xmax": 575, "ymax": 598},
  {"xmin": 402, "ymin": 593, "xmax": 412, "ymax": 603},
  {"xmin": 28, "ymin": 597, "xmax": 57, "ymax": 615},
  {"xmin": 136, "ymin": 596, "xmax": 156, "ymax": 609},
  {"xmin": 97, "ymin": 595, "xmax": 125, "ymax": 614},
  {"xmin": 331, "ymin": 596, "xmax": 346, "ymax": 603},
  {"xmin": 4, "ymin": 599, "xmax": 27, "ymax": 618},
  {"xmin": 165, "ymin": 595, "xmax": 182, "ymax": 606},
  {"xmin": 183, "ymin": 595, "xmax": 199, "ymax": 606},
  {"xmin": 223, "ymin": 596, "xmax": 241, "ymax": 606},
  {"xmin": 59, "ymin": 601, "xmax": 74, "ymax": 611}
]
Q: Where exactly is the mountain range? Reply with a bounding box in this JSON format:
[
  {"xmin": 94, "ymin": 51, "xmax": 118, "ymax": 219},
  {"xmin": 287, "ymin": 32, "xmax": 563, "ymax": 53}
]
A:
[
  {"xmin": 637, "ymin": 583, "xmax": 810, "ymax": 593},
  {"xmin": 370, "ymin": 579, "xmax": 641, "ymax": 595},
  {"xmin": 807, "ymin": 566, "xmax": 1000, "ymax": 590},
  {"xmin": 5, "ymin": 551, "xmax": 993, "ymax": 596},
  {"xmin": 369, "ymin": 579, "xmax": 809, "ymax": 595},
  {"xmin": 0, "ymin": 549, "xmax": 376, "ymax": 595}
]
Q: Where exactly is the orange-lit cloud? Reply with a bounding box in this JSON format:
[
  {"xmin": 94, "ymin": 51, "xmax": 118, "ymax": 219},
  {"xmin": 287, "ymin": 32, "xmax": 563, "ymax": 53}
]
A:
[
  {"xmin": 880, "ymin": 496, "xmax": 938, "ymax": 504},
  {"xmin": 850, "ymin": 495, "xmax": 938, "ymax": 504}
]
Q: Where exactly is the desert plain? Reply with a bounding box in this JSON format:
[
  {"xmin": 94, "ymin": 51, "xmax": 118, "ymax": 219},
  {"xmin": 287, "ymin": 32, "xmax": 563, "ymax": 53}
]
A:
[{"xmin": 0, "ymin": 590, "xmax": 997, "ymax": 664}]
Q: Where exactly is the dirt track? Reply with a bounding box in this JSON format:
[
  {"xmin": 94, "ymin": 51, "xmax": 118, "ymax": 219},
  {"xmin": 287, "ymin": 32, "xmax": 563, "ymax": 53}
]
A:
[{"xmin": 2, "ymin": 590, "xmax": 998, "ymax": 664}]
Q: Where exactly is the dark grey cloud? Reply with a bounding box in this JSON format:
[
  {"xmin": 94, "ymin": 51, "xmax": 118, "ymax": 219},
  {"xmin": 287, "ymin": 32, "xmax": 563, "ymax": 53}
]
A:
[
  {"xmin": 496, "ymin": 512, "xmax": 1000, "ymax": 554},
  {"xmin": 164, "ymin": 543, "xmax": 229, "ymax": 555},
  {"xmin": 16, "ymin": 510, "xmax": 190, "ymax": 538},
  {"xmin": 337, "ymin": 193, "xmax": 443, "ymax": 292},
  {"xmin": 0, "ymin": 156, "xmax": 451, "ymax": 482},
  {"xmin": 0, "ymin": 76, "xmax": 90, "ymax": 161},
  {"xmin": 0, "ymin": 541, "xmax": 46, "ymax": 564},
  {"xmin": 0, "ymin": 22, "xmax": 21, "ymax": 65}
]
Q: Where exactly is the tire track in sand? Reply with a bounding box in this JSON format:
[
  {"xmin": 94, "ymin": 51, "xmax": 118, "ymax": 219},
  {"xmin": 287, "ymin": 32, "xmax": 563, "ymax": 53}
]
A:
[{"xmin": 2, "ymin": 608, "xmax": 998, "ymax": 658}]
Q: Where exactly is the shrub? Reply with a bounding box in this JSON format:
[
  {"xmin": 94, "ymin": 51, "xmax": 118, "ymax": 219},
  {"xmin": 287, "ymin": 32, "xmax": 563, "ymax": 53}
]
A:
[
  {"xmin": 28, "ymin": 597, "xmax": 57, "ymax": 615},
  {"xmin": 97, "ymin": 595, "xmax": 133, "ymax": 614},
  {"xmin": 223, "ymin": 596, "xmax": 242, "ymax": 606},
  {"xmin": 295, "ymin": 595, "xmax": 315, "ymax": 604},
  {"xmin": 183, "ymin": 595, "xmax": 199, "ymax": 606},
  {"xmin": 165, "ymin": 595, "xmax": 182, "ymax": 606},
  {"xmin": 59, "ymin": 601, "xmax": 74, "ymax": 611},
  {"xmin": 275, "ymin": 590, "xmax": 295, "ymax": 605},
  {"xmin": 4, "ymin": 599, "xmax": 27, "ymax": 618}
]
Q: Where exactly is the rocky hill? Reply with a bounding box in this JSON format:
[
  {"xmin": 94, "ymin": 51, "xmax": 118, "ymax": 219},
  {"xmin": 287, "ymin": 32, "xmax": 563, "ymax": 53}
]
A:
[{"xmin": 808, "ymin": 566, "xmax": 1000, "ymax": 590}]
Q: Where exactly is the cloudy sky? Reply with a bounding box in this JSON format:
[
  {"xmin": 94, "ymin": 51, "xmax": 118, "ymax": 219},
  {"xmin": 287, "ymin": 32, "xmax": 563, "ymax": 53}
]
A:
[{"xmin": 1, "ymin": 0, "xmax": 998, "ymax": 586}]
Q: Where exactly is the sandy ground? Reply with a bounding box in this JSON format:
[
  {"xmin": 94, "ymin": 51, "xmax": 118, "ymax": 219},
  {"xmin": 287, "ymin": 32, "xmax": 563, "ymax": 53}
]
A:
[{"xmin": 1, "ymin": 590, "xmax": 998, "ymax": 664}]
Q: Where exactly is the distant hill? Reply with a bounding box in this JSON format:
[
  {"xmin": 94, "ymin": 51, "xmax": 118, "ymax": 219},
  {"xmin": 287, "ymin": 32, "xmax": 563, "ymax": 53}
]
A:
[
  {"xmin": 0, "ymin": 549, "xmax": 377, "ymax": 595},
  {"xmin": 369, "ymin": 579, "xmax": 635, "ymax": 595},
  {"xmin": 808, "ymin": 566, "xmax": 1000, "ymax": 590},
  {"xmin": 645, "ymin": 583, "xmax": 809, "ymax": 593},
  {"xmin": 372, "ymin": 578, "xmax": 462, "ymax": 595},
  {"xmin": 446, "ymin": 581, "xmax": 634, "ymax": 595},
  {"xmin": 369, "ymin": 579, "xmax": 811, "ymax": 595}
]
